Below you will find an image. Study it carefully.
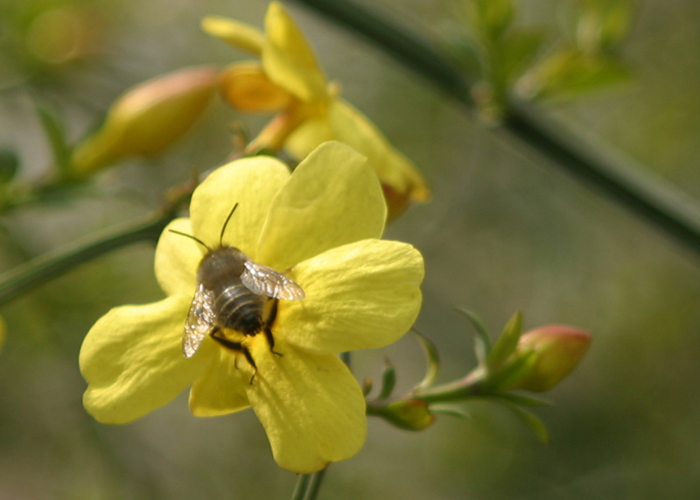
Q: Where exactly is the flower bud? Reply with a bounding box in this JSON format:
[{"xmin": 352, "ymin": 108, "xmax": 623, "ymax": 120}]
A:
[
  {"xmin": 376, "ymin": 399, "xmax": 435, "ymax": 431},
  {"xmin": 70, "ymin": 66, "xmax": 218, "ymax": 177},
  {"xmin": 507, "ymin": 325, "xmax": 591, "ymax": 392}
]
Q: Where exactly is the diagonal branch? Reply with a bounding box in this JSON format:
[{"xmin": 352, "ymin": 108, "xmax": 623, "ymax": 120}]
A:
[{"xmin": 292, "ymin": 0, "xmax": 700, "ymax": 258}]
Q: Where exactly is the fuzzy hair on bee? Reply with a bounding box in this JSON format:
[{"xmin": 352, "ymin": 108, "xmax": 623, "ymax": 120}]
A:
[{"xmin": 169, "ymin": 203, "xmax": 305, "ymax": 380}]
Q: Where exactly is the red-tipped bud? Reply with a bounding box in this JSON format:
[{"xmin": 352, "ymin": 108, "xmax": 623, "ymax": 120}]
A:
[
  {"xmin": 508, "ymin": 325, "xmax": 591, "ymax": 392},
  {"xmin": 70, "ymin": 66, "xmax": 218, "ymax": 177}
]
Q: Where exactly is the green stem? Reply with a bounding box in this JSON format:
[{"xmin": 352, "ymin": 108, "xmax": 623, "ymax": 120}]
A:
[
  {"xmin": 0, "ymin": 210, "xmax": 173, "ymax": 306},
  {"xmin": 304, "ymin": 467, "xmax": 329, "ymax": 500},
  {"xmin": 292, "ymin": 0, "xmax": 700, "ymax": 258},
  {"xmin": 291, "ymin": 474, "xmax": 312, "ymax": 500}
]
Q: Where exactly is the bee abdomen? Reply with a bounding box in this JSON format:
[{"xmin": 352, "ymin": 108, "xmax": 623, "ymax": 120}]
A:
[{"xmin": 216, "ymin": 283, "xmax": 264, "ymax": 334}]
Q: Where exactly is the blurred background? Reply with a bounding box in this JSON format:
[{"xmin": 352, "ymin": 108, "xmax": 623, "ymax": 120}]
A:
[{"xmin": 1, "ymin": 0, "xmax": 699, "ymax": 498}]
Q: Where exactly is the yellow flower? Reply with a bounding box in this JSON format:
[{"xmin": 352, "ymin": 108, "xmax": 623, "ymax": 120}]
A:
[
  {"xmin": 203, "ymin": 2, "xmax": 430, "ymax": 219},
  {"xmin": 79, "ymin": 141, "xmax": 424, "ymax": 473}
]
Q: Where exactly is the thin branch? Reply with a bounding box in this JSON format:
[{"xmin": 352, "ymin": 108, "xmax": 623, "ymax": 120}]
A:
[
  {"xmin": 0, "ymin": 212, "xmax": 169, "ymax": 306},
  {"xmin": 292, "ymin": 0, "xmax": 700, "ymax": 258},
  {"xmin": 0, "ymin": 179, "xmax": 195, "ymax": 306}
]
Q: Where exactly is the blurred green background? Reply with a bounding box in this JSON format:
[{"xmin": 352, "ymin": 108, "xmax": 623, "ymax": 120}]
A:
[{"xmin": 1, "ymin": 0, "xmax": 700, "ymax": 498}]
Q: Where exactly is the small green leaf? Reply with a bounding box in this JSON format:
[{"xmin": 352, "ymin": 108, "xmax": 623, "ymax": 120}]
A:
[
  {"xmin": 503, "ymin": 403, "xmax": 550, "ymax": 444},
  {"xmin": 467, "ymin": 0, "xmax": 515, "ymax": 40},
  {"xmin": 430, "ymin": 404, "xmax": 471, "ymax": 420},
  {"xmin": 486, "ymin": 310, "xmax": 522, "ymax": 370},
  {"xmin": 362, "ymin": 376, "xmax": 373, "ymax": 397},
  {"xmin": 455, "ymin": 308, "xmax": 491, "ymax": 363},
  {"xmin": 413, "ymin": 329, "xmax": 440, "ymax": 390},
  {"xmin": 520, "ymin": 47, "xmax": 631, "ymax": 100},
  {"xmin": 35, "ymin": 103, "xmax": 72, "ymax": 173},
  {"xmin": 0, "ymin": 148, "xmax": 19, "ymax": 185},
  {"xmin": 481, "ymin": 392, "xmax": 553, "ymax": 408},
  {"xmin": 488, "ymin": 350, "xmax": 537, "ymax": 390},
  {"xmin": 499, "ymin": 29, "xmax": 546, "ymax": 84},
  {"xmin": 378, "ymin": 358, "xmax": 396, "ymax": 400}
]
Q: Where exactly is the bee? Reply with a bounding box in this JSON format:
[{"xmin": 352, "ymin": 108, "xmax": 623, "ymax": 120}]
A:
[{"xmin": 170, "ymin": 203, "xmax": 305, "ymax": 380}]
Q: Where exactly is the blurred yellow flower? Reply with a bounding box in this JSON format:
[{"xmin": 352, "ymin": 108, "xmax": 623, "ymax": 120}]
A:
[
  {"xmin": 79, "ymin": 141, "xmax": 424, "ymax": 473},
  {"xmin": 70, "ymin": 66, "xmax": 218, "ymax": 177},
  {"xmin": 203, "ymin": 2, "xmax": 430, "ymax": 218}
]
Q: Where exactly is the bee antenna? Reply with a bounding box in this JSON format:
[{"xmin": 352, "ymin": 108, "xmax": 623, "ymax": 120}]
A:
[
  {"xmin": 219, "ymin": 202, "xmax": 239, "ymax": 247},
  {"xmin": 168, "ymin": 230, "xmax": 211, "ymax": 251}
]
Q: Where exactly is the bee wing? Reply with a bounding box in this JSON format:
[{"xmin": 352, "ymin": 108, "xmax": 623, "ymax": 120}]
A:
[
  {"xmin": 241, "ymin": 260, "xmax": 305, "ymax": 300},
  {"xmin": 183, "ymin": 283, "xmax": 217, "ymax": 358}
]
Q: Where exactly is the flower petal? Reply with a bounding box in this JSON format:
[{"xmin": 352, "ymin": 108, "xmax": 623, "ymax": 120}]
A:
[
  {"xmin": 154, "ymin": 218, "xmax": 201, "ymax": 297},
  {"xmin": 329, "ymin": 99, "xmax": 430, "ymax": 203},
  {"xmin": 256, "ymin": 141, "xmax": 387, "ymax": 271},
  {"xmin": 190, "ymin": 156, "xmax": 290, "ymax": 255},
  {"xmin": 243, "ymin": 338, "xmax": 366, "ymax": 473},
  {"xmin": 277, "ymin": 239, "xmax": 424, "ymax": 354},
  {"xmin": 218, "ymin": 62, "xmax": 293, "ymax": 113},
  {"xmin": 201, "ymin": 16, "xmax": 264, "ymax": 56},
  {"xmin": 262, "ymin": 2, "xmax": 327, "ymax": 102},
  {"xmin": 189, "ymin": 346, "xmax": 251, "ymax": 416},
  {"xmin": 79, "ymin": 296, "xmax": 214, "ymax": 424}
]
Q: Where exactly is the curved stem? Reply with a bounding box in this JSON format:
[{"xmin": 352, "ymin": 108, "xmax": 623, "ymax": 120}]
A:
[
  {"xmin": 292, "ymin": 0, "xmax": 700, "ymax": 259},
  {"xmin": 0, "ymin": 211, "xmax": 171, "ymax": 306},
  {"xmin": 304, "ymin": 467, "xmax": 329, "ymax": 500},
  {"xmin": 291, "ymin": 474, "xmax": 312, "ymax": 500}
]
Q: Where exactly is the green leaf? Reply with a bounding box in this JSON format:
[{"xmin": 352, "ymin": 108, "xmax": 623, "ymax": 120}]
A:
[
  {"xmin": 467, "ymin": 0, "xmax": 515, "ymax": 40},
  {"xmin": 486, "ymin": 310, "xmax": 522, "ymax": 370},
  {"xmin": 377, "ymin": 357, "xmax": 396, "ymax": 400},
  {"xmin": 488, "ymin": 350, "xmax": 537, "ymax": 390},
  {"xmin": 0, "ymin": 148, "xmax": 19, "ymax": 185},
  {"xmin": 481, "ymin": 392, "xmax": 553, "ymax": 408},
  {"xmin": 521, "ymin": 47, "xmax": 631, "ymax": 100},
  {"xmin": 429, "ymin": 404, "xmax": 471, "ymax": 420},
  {"xmin": 362, "ymin": 376, "xmax": 373, "ymax": 397},
  {"xmin": 504, "ymin": 403, "xmax": 550, "ymax": 444},
  {"xmin": 499, "ymin": 29, "xmax": 546, "ymax": 84},
  {"xmin": 412, "ymin": 329, "xmax": 440, "ymax": 390},
  {"xmin": 455, "ymin": 308, "xmax": 491, "ymax": 363},
  {"xmin": 35, "ymin": 103, "xmax": 72, "ymax": 174}
]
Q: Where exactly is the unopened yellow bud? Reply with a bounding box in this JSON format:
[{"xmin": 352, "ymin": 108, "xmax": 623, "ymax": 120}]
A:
[
  {"xmin": 70, "ymin": 66, "xmax": 218, "ymax": 177},
  {"xmin": 508, "ymin": 325, "xmax": 591, "ymax": 392},
  {"xmin": 377, "ymin": 399, "xmax": 435, "ymax": 431}
]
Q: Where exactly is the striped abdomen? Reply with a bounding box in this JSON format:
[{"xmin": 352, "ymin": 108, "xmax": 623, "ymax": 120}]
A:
[{"xmin": 214, "ymin": 281, "xmax": 265, "ymax": 335}]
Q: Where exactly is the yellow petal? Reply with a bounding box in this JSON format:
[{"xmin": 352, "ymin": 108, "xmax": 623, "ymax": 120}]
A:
[
  {"xmin": 243, "ymin": 338, "xmax": 366, "ymax": 473},
  {"xmin": 262, "ymin": 2, "xmax": 327, "ymax": 102},
  {"xmin": 154, "ymin": 218, "xmax": 201, "ymax": 297},
  {"xmin": 328, "ymin": 99, "xmax": 430, "ymax": 202},
  {"xmin": 189, "ymin": 347, "xmax": 250, "ymax": 416},
  {"xmin": 277, "ymin": 239, "xmax": 424, "ymax": 354},
  {"xmin": 79, "ymin": 296, "xmax": 214, "ymax": 424},
  {"xmin": 201, "ymin": 15, "xmax": 264, "ymax": 56},
  {"xmin": 285, "ymin": 99, "xmax": 430, "ymax": 218},
  {"xmin": 256, "ymin": 141, "xmax": 386, "ymax": 271},
  {"xmin": 190, "ymin": 156, "xmax": 290, "ymax": 256},
  {"xmin": 284, "ymin": 114, "xmax": 334, "ymax": 153},
  {"xmin": 218, "ymin": 62, "xmax": 293, "ymax": 113}
]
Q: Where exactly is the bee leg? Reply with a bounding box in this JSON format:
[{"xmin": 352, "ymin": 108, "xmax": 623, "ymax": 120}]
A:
[
  {"xmin": 210, "ymin": 329, "xmax": 258, "ymax": 384},
  {"xmin": 264, "ymin": 299, "xmax": 283, "ymax": 358}
]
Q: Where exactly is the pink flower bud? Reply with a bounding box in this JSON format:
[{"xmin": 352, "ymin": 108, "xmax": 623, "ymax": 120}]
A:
[
  {"xmin": 70, "ymin": 66, "xmax": 218, "ymax": 177},
  {"xmin": 508, "ymin": 325, "xmax": 591, "ymax": 392}
]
